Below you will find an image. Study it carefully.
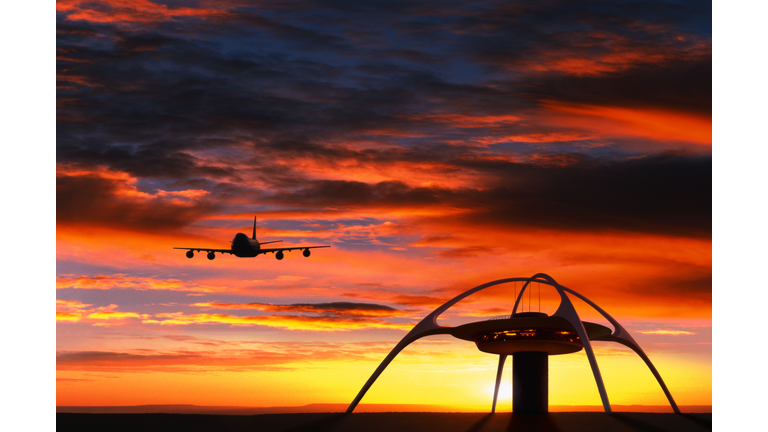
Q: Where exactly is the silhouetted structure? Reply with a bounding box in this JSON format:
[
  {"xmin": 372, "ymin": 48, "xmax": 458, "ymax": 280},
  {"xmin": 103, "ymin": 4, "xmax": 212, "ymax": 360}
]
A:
[
  {"xmin": 174, "ymin": 215, "xmax": 329, "ymax": 260},
  {"xmin": 347, "ymin": 273, "xmax": 680, "ymax": 414}
]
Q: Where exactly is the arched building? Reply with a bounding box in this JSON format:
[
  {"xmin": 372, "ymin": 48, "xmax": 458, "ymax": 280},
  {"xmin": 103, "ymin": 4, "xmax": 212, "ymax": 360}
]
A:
[{"xmin": 346, "ymin": 273, "xmax": 679, "ymax": 414}]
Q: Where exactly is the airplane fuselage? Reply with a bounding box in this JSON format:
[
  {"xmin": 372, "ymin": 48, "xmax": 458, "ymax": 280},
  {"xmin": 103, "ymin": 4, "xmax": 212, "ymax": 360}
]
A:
[{"xmin": 231, "ymin": 232, "xmax": 261, "ymax": 257}]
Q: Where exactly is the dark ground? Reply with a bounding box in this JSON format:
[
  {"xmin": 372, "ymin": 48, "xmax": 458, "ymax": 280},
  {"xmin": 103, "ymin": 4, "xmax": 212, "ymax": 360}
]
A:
[{"xmin": 57, "ymin": 412, "xmax": 712, "ymax": 432}]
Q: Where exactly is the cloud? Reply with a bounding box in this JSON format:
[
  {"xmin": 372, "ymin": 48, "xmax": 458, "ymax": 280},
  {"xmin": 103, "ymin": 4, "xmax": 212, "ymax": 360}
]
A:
[
  {"xmin": 144, "ymin": 312, "xmax": 413, "ymax": 331},
  {"xmin": 56, "ymin": 342, "xmax": 394, "ymax": 373},
  {"xmin": 57, "ymin": 147, "xmax": 710, "ymax": 239},
  {"xmin": 436, "ymin": 246, "xmax": 496, "ymax": 259},
  {"xmin": 57, "ymin": 312, "xmax": 82, "ymax": 322},
  {"xmin": 55, "ymin": 349, "xmax": 299, "ymax": 373},
  {"xmin": 56, "ymin": 301, "xmax": 157, "ymax": 325},
  {"xmin": 57, "ymin": 299, "xmax": 93, "ymax": 311},
  {"xmin": 87, "ymin": 311, "xmax": 150, "ymax": 320},
  {"xmin": 264, "ymin": 153, "xmax": 711, "ymax": 238},
  {"xmin": 57, "ymin": 0, "xmax": 230, "ymax": 26},
  {"xmin": 452, "ymin": 1, "xmax": 710, "ymax": 76},
  {"xmin": 344, "ymin": 291, "xmax": 447, "ymax": 309},
  {"xmin": 636, "ymin": 329, "xmax": 697, "ymax": 336},
  {"xmin": 56, "ymin": 1, "xmax": 711, "ymax": 199},
  {"xmin": 193, "ymin": 301, "xmax": 412, "ymax": 317},
  {"xmin": 56, "ymin": 275, "xmax": 224, "ymax": 292},
  {"xmin": 56, "ymin": 299, "xmax": 95, "ymax": 321},
  {"xmin": 525, "ymin": 57, "xmax": 711, "ymax": 116},
  {"xmin": 57, "ymin": 377, "xmax": 95, "ymax": 382},
  {"xmin": 56, "ymin": 168, "xmax": 221, "ymax": 233},
  {"xmin": 538, "ymin": 100, "xmax": 710, "ymax": 144}
]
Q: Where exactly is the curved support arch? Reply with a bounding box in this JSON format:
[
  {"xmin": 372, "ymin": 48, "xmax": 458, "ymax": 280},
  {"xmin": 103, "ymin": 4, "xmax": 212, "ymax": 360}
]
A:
[
  {"xmin": 559, "ymin": 287, "xmax": 681, "ymax": 414},
  {"xmin": 346, "ymin": 274, "xmax": 679, "ymax": 415},
  {"xmin": 491, "ymin": 354, "xmax": 507, "ymax": 413},
  {"xmin": 508, "ymin": 273, "xmax": 612, "ymax": 413},
  {"xmin": 344, "ymin": 325, "xmax": 451, "ymax": 413},
  {"xmin": 347, "ymin": 277, "xmax": 527, "ymax": 413},
  {"xmin": 510, "ymin": 274, "xmax": 679, "ymax": 413},
  {"xmin": 545, "ymin": 275, "xmax": 613, "ymax": 414}
]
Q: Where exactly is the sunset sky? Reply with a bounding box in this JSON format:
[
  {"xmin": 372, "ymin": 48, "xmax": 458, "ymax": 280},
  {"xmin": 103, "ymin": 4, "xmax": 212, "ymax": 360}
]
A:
[{"xmin": 52, "ymin": 0, "xmax": 716, "ymax": 411}]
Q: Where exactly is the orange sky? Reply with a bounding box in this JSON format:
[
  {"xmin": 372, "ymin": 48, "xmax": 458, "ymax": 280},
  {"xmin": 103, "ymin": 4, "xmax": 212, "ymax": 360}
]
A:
[{"xmin": 53, "ymin": 0, "xmax": 712, "ymax": 412}]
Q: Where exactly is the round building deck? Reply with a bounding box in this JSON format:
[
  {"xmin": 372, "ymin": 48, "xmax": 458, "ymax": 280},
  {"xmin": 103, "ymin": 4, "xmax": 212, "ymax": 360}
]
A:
[{"xmin": 449, "ymin": 313, "xmax": 611, "ymax": 355}]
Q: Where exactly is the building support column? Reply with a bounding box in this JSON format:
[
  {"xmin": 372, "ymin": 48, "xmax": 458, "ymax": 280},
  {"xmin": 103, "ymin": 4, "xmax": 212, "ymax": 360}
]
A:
[{"xmin": 513, "ymin": 351, "xmax": 548, "ymax": 414}]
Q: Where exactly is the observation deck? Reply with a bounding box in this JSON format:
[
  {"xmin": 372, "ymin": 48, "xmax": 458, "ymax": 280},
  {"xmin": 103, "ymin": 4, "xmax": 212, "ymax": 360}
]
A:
[{"xmin": 450, "ymin": 312, "xmax": 612, "ymax": 355}]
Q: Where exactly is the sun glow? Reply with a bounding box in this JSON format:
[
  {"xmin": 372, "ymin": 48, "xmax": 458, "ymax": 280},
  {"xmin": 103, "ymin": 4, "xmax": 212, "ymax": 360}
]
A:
[{"xmin": 486, "ymin": 382, "xmax": 512, "ymax": 401}]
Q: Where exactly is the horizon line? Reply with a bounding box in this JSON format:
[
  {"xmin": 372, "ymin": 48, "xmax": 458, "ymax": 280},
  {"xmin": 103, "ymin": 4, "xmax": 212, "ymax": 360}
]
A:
[{"xmin": 56, "ymin": 403, "xmax": 712, "ymax": 414}]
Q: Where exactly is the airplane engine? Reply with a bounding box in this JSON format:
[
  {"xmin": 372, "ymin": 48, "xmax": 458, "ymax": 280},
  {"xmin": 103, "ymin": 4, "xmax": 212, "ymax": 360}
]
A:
[
  {"xmin": 207, "ymin": 252, "xmax": 216, "ymax": 260},
  {"xmin": 303, "ymin": 249, "xmax": 311, "ymax": 257},
  {"xmin": 276, "ymin": 251, "xmax": 284, "ymax": 260},
  {"xmin": 186, "ymin": 251, "xmax": 194, "ymax": 259}
]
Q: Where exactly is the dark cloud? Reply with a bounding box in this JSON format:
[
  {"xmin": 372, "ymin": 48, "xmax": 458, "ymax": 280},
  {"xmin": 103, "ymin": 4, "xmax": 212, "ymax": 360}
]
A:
[
  {"xmin": 344, "ymin": 292, "xmax": 447, "ymax": 308},
  {"xmin": 464, "ymin": 152, "xmax": 712, "ymax": 237},
  {"xmin": 56, "ymin": 341, "xmax": 386, "ymax": 372},
  {"xmin": 521, "ymin": 57, "xmax": 712, "ymax": 115},
  {"xmin": 450, "ymin": 0, "xmax": 710, "ymax": 72},
  {"xmin": 114, "ymin": 33, "xmax": 176, "ymax": 52},
  {"xmin": 270, "ymin": 179, "xmax": 449, "ymax": 208},
  {"xmin": 195, "ymin": 301, "xmax": 408, "ymax": 317},
  {"xmin": 437, "ymin": 246, "xmax": 496, "ymax": 259},
  {"xmin": 625, "ymin": 268, "xmax": 712, "ymax": 299},
  {"xmin": 56, "ymin": 0, "xmax": 711, "ymax": 237},
  {"xmin": 265, "ymin": 152, "xmax": 711, "ymax": 238},
  {"xmin": 227, "ymin": 12, "xmax": 352, "ymax": 52},
  {"xmin": 56, "ymin": 172, "xmax": 221, "ymax": 232}
]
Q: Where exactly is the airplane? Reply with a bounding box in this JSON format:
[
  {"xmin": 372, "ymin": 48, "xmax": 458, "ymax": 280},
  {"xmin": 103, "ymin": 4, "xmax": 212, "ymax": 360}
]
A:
[{"xmin": 174, "ymin": 216, "xmax": 330, "ymax": 260}]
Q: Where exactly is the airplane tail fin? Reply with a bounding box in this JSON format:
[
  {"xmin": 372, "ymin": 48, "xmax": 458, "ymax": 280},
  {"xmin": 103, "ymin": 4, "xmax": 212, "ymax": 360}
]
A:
[{"xmin": 252, "ymin": 216, "xmax": 257, "ymax": 240}]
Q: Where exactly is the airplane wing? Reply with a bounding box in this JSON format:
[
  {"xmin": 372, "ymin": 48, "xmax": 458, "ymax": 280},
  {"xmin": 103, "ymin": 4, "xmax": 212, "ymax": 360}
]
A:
[
  {"xmin": 173, "ymin": 245, "xmax": 329, "ymax": 260},
  {"xmin": 258, "ymin": 245, "xmax": 330, "ymax": 254},
  {"xmin": 173, "ymin": 247, "xmax": 234, "ymax": 254}
]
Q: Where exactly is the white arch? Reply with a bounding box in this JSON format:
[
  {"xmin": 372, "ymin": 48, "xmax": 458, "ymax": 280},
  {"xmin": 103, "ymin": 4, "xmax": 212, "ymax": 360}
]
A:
[{"xmin": 346, "ymin": 274, "xmax": 680, "ymax": 414}]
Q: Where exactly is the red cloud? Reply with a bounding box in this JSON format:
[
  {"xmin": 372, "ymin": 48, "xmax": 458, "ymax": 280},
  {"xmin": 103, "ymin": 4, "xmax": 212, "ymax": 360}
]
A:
[
  {"xmin": 58, "ymin": 0, "xmax": 230, "ymax": 25},
  {"xmin": 56, "ymin": 166, "xmax": 220, "ymax": 233}
]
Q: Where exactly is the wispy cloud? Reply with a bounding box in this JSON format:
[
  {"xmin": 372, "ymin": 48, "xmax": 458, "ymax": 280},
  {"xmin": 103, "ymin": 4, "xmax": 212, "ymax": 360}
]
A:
[
  {"xmin": 56, "ymin": 341, "xmax": 394, "ymax": 373},
  {"xmin": 56, "ymin": 275, "xmax": 225, "ymax": 292},
  {"xmin": 193, "ymin": 301, "xmax": 413, "ymax": 317},
  {"xmin": 637, "ymin": 329, "xmax": 697, "ymax": 336},
  {"xmin": 144, "ymin": 312, "xmax": 413, "ymax": 331}
]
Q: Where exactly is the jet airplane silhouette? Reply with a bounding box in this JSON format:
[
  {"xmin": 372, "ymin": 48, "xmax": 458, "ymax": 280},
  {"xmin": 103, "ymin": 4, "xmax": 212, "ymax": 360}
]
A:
[{"xmin": 174, "ymin": 216, "xmax": 329, "ymax": 260}]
